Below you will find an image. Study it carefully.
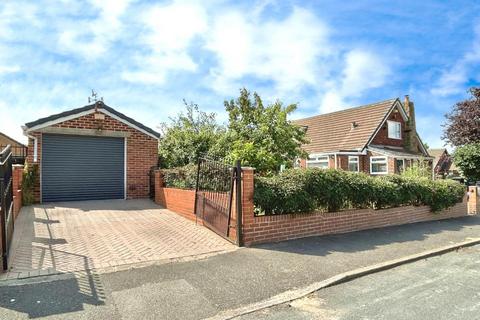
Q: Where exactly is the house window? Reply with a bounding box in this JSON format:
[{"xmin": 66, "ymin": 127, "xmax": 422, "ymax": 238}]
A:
[
  {"xmin": 387, "ymin": 121, "xmax": 401, "ymax": 139},
  {"xmin": 306, "ymin": 155, "xmax": 329, "ymax": 168},
  {"xmin": 348, "ymin": 156, "xmax": 359, "ymax": 172},
  {"xmin": 370, "ymin": 156, "xmax": 388, "ymax": 174}
]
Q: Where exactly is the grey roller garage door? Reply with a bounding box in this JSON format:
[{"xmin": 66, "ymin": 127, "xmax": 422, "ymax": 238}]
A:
[{"xmin": 42, "ymin": 134, "xmax": 125, "ymax": 202}]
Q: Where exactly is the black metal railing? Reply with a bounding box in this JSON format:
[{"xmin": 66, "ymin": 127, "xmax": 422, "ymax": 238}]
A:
[
  {"xmin": 0, "ymin": 145, "xmax": 14, "ymax": 270},
  {"xmin": 194, "ymin": 157, "xmax": 242, "ymax": 245},
  {"xmin": 0, "ymin": 145, "xmax": 27, "ymax": 165}
]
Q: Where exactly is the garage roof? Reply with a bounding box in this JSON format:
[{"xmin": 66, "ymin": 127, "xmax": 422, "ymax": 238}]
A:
[{"xmin": 24, "ymin": 101, "xmax": 160, "ymax": 139}]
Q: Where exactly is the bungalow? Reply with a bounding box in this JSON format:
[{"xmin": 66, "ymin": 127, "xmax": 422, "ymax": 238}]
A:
[{"xmin": 294, "ymin": 96, "xmax": 431, "ymax": 175}]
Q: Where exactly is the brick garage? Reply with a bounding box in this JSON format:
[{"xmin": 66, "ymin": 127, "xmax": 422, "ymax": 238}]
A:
[{"xmin": 23, "ymin": 101, "xmax": 159, "ymax": 202}]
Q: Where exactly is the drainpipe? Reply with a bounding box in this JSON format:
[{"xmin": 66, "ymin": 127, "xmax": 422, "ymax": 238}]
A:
[
  {"xmin": 22, "ymin": 126, "xmax": 37, "ymax": 162},
  {"xmin": 334, "ymin": 154, "xmax": 338, "ymax": 169}
]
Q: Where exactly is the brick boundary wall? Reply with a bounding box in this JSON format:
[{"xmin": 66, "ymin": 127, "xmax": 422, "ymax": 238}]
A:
[
  {"xmin": 154, "ymin": 171, "xmax": 197, "ymax": 222},
  {"xmin": 153, "ymin": 167, "xmax": 478, "ymax": 247},
  {"xmin": 241, "ymin": 168, "xmax": 479, "ymax": 246},
  {"xmin": 154, "ymin": 170, "xmax": 239, "ymax": 241},
  {"xmin": 12, "ymin": 165, "xmax": 23, "ymax": 219}
]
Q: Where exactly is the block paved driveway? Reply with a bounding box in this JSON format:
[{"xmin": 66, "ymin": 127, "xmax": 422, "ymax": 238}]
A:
[{"xmin": 3, "ymin": 199, "xmax": 235, "ymax": 280}]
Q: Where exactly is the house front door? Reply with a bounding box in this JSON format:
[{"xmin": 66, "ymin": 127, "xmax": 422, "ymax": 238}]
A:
[{"xmin": 395, "ymin": 159, "xmax": 404, "ymax": 174}]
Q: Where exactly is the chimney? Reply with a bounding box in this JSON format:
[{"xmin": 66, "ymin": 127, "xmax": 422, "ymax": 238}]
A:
[{"xmin": 404, "ymin": 95, "xmax": 417, "ymax": 152}]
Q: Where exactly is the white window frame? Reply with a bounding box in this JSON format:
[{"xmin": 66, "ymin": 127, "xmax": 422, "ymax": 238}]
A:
[
  {"xmin": 306, "ymin": 155, "xmax": 329, "ymax": 169},
  {"xmin": 387, "ymin": 120, "xmax": 402, "ymax": 140},
  {"xmin": 348, "ymin": 156, "xmax": 359, "ymax": 172},
  {"xmin": 370, "ymin": 156, "xmax": 388, "ymax": 175}
]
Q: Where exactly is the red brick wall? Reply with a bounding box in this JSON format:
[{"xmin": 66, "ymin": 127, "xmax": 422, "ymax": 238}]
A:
[
  {"xmin": 243, "ymin": 201, "xmax": 469, "ymax": 246},
  {"xmin": 12, "ymin": 165, "xmax": 23, "ymax": 219},
  {"xmin": 241, "ymin": 169, "xmax": 476, "ymax": 246},
  {"xmin": 26, "ymin": 111, "xmax": 158, "ymax": 201},
  {"xmin": 371, "ymin": 106, "xmax": 405, "ymax": 147},
  {"xmin": 153, "ymin": 169, "xmax": 240, "ymax": 242},
  {"xmin": 154, "ymin": 171, "xmax": 197, "ymax": 221}
]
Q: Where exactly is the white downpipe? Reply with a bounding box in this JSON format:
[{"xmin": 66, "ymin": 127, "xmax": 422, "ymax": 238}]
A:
[{"xmin": 26, "ymin": 134, "xmax": 38, "ymax": 162}]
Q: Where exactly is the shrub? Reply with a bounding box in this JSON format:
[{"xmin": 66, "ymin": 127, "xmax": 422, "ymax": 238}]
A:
[
  {"xmin": 254, "ymin": 168, "xmax": 466, "ymax": 215},
  {"xmin": 22, "ymin": 163, "xmax": 38, "ymax": 205},
  {"xmin": 254, "ymin": 170, "xmax": 316, "ymax": 215},
  {"xmin": 161, "ymin": 164, "xmax": 197, "ymax": 189}
]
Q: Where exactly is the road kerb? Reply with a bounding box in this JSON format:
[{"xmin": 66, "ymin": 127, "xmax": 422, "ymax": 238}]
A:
[{"xmin": 206, "ymin": 238, "xmax": 480, "ymax": 320}]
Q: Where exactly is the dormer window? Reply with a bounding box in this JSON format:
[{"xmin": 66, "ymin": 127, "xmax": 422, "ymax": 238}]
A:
[{"xmin": 387, "ymin": 120, "xmax": 401, "ymax": 139}]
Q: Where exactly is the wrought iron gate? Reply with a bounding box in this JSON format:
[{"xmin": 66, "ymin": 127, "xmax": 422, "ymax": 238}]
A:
[
  {"xmin": 194, "ymin": 158, "xmax": 242, "ymax": 245},
  {"xmin": 0, "ymin": 145, "xmax": 14, "ymax": 270}
]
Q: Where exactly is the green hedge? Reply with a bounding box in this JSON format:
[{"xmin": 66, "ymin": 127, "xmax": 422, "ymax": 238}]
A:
[
  {"xmin": 161, "ymin": 164, "xmax": 197, "ymax": 189},
  {"xmin": 254, "ymin": 169, "xmax": 466, "ymax": 215}
]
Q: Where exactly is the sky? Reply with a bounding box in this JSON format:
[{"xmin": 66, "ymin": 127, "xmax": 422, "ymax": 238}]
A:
[{"xmin": 1, "ymin": 0, "xmax": 479, "ymax": 148}]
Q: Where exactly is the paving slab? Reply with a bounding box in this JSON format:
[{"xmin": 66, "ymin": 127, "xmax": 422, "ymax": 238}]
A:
[{"xmin": 2, "ymin": 199, "xmax": 235, "ymax": 280}]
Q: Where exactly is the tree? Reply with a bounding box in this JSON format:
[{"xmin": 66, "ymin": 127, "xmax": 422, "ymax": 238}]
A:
[
  {"xmin": 223, "ymin": 88, "xmax": 308, "ymax": 173},
  {"xmin": 453, "ymin": 143, "xmax": 480, "ymax": 182},
  {"xmin": 158, "ymin": 101, "xmax": 226, "ymax": 168},
  {"xmin": 443, "ymin": 87, "xmax": 480, "ymax": 146}
]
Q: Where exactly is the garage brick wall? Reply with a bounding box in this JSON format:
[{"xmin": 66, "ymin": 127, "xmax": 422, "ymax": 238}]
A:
[{"xmin": 27, "ymin": 112, "xmax": 158, "ymax": 201}]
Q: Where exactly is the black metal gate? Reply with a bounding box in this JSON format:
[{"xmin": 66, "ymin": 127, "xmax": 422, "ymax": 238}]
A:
[
  {"xmin": 0, "ymin": 145, "xmax": 14, "ymax": 270},
  {"xmin": 194, "ymin": 158, "xmax": 242, "ymax": 245}
]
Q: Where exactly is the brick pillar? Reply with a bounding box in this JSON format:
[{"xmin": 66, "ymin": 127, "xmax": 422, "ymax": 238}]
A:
[
  {"xmin": 12, "ymin": 165, "xmax": 24, "ymax": 219},
  {"xmin": 12, "ymin": 165, "xmax": 24, "ymax": 192},
  {"xmin": 240, "ymin": 167, "xmax": 255, "ymax": 245},
  {"xmin": 468, "ymin": 186, "xmax": 479, "ymax": 215}
]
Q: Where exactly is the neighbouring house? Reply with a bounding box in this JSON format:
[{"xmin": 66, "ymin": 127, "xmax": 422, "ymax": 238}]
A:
[
  {"xmin": 428, "ymin": 148, "xmax": 453, "ymax": 178},
  {"xmin": 0, "ymin": 132, "xmax": 28, "ymax": 164},
  {"xmin": 22, "ymin": 101, "xmax": 160, "ymax": 203},
  {"xmin": 294, "ymin": 96, "xmax": 431, "ymax": 175}
]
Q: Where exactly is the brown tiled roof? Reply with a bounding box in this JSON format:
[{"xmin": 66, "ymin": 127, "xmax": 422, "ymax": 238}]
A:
[
  {"xmin": 294, "ymin": 98, "xmax": 398, "ymax": 153},
  {"xmin": 428, "ymin": 148, "xmax": 448, "ymax": 167},
  {"xmin": 0, "ymin": 132, "xmax": 26, "ymax": 147}
]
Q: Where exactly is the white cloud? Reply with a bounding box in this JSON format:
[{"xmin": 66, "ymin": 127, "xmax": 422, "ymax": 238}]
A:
[
  {"xmin": 431, "ymin": 23, "xmax": 480, "ymax": 97},
  {"xmin": 0, "ymin": 101, "xmax": 27, "ymax": 144},
  {"xmin": 0, "ymin": 65, "xmax": 20, "ymax": 74},
  {"xmin": 58, "ymin": 0, "xmax": 132, "ymax": 59},
  {"xmin": 320, "ymin": 50, "xmax": 390, "ymax": 113},
  {"xmin": 205, "ymin": 7, "xmax": 331, "ymax": 93},
  {"xmin": 122, "ymin": 1, "xmax": 208, "ymax": 85}
]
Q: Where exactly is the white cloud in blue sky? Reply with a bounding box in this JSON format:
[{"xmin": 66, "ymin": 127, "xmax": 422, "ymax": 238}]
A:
[{"xmin": 0, "ymin": 0, "xmax": 479, "ymax": 148}]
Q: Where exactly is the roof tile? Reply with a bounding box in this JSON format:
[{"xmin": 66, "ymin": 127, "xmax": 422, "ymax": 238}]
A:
[{"xmin": 294, "ymin": 98, "xmax": 397, "ymax": 153}]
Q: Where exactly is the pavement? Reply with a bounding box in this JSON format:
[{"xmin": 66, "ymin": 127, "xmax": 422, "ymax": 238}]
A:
[
  {"xmin": 237, "ymin": 244, "xmax": 480, "ymax": 320},
  {"xmin": 3, "ymin": 199, "xmax": 235, "ymax": 280},
  {"xmin": 0, "ymin": 213, "xmax": 479, "ymax": 319}
]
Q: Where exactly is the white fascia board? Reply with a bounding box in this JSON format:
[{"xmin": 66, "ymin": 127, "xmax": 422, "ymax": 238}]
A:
[
  {"xmin": 25, "ymin": 109, "xmax": 96, "ymax": 132},
  {"xmin": 24, "ymin": 108, "xmax": 159, "ymax": 140},
  {"xmin": 99, "ymin": 109, "xmax": 159, "ymax": 140}
]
